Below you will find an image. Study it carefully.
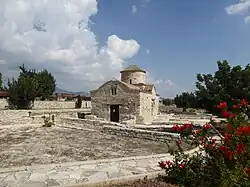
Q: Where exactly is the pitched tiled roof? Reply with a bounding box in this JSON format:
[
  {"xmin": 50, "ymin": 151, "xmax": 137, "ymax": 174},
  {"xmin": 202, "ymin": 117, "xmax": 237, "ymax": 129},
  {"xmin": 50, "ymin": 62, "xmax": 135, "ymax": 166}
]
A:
[{"xmin": 120, "ymin": 65, "xmax": 146, "ymax": 73}]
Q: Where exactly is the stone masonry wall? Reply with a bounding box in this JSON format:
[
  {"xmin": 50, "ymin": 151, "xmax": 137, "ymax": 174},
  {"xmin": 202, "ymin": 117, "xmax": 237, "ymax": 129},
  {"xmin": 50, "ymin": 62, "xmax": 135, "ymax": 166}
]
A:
[
  {"xmin": 151, "ymin": 87, "xmax": 159, "ymax": 116},
  {"xmin": 0, "ymin": 99, "xmax": 91, "ymax": 109},
  {"xmin": 102, "ymin": 125, "xmax": 180, "ymax": 142},
  {"xmin": 91, "ymin": 81, "xmax": 140, "ymax": 122},
  {"xmin": 139, "ymin": 92, "xmax": 154, "ymax": 123},
  {"xmin": 121, "ymin": 71, "xmax": 146, "ymax": 84}
]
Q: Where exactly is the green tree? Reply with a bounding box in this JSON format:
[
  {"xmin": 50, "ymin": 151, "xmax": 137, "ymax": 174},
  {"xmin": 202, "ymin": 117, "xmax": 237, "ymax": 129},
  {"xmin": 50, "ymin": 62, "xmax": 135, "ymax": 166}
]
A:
[
  {"xmin": 6, "ymin": 64, "xmax": 56, "ymax": 109},
  {"xmin": 7, "ymin": 74, "xmax": 39, "ymax": 109},
  {"xmin": 174, "ymin": 92, "xmax": 198, "ymax": 109},
  {"xmin": 194, "ymin": 60, "xmax": 250, "ymax": 115},
  {"xmin": 36, "ymin": 70, "xmax": 56, "ymax": 100},
  {"xmin": 162, "ymin": 98, "xmax": 174, "ymax": 106},
  {"xmin": 18, "ymin": 64, "xmax": 56, "ymax": 100}
]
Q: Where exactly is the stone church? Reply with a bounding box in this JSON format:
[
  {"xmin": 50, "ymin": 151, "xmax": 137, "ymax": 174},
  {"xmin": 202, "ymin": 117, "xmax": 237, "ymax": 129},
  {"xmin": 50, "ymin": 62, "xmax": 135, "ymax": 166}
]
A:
[{"xmin": 90, "ymin": 64, "xmax": 159, "ymax": 124}]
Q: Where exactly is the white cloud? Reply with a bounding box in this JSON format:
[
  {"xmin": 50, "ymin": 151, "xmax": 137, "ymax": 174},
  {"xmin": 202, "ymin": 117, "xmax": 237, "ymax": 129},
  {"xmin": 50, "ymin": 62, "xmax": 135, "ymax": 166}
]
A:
[
  {"xmin": 245, "ymin": 15, "xmax": 250, "ymax": 23},
  {"xmin": 146, "ymin": 48, "xmax": 150, "ymax": 55},
  {"xmin": 153, "ymin": 79, "xmax": 174, "ymax": 87},
  {"xmin": 0, "ymin": 60, "xmax": 6, "ymax": 64},
  {"xmin": 165, "ymin": 79, "xmax": 174, "ymax": 86},
  {"xmin": 146, "ymin": 72, "xmax": 174, "ymax": 87},
  {"xmin": 131, "ymin": 5, "xmax": 137, "ymax": 14},
  {"xmin": 155, "ymin": 79, "xmax": 162, "ymax": 84},
  {"xmin": 225, "ymin": 0, "xmax": 250, "ymax": 15},
  {"xmin": 141, "ymin": 0, "xmax": 151, "ymax": 7},
  {"xmin": 0, "ymin": 0, "xmax": 140, "ymax": 91},
  {"xmin": 225, "ymin": 0, "xmax": 250, "ymax": 23},
  {"xmin": 145, "ymin": 71, "xmax": 178, "ymax": 97}
]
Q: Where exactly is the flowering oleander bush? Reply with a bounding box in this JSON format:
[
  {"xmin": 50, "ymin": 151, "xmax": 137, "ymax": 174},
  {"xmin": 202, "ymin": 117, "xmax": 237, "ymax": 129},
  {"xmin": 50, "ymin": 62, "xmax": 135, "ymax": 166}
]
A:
[{"xmin": 159, "ymin": 99, "xmax": 250, "ymax": 187}]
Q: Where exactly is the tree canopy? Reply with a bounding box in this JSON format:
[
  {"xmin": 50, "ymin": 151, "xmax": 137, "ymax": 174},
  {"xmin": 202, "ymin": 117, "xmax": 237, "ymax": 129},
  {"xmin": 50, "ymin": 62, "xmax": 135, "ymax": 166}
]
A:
[
  {"xmin": 161, "ymin": 98, "xmax": 174, "ymax": 106},
  {"xmin": 174, "ymin": 92, "xmax": 198, "ymax": 109},
  {"xmin": 6, "ymin": 64, "xmax": 56, "ymax": 109},
  {"xmin": 174, "ymin": 60, "xmax": 250, "ymax": 115}
]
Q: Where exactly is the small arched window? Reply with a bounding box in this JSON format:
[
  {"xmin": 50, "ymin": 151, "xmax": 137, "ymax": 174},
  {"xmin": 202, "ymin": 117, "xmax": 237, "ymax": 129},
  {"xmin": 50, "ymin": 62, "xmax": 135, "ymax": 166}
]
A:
[
  {"xmin": 130, "ymin": 79, "xmax": 132, "ymax": 84},
  {"xmin": 111, "ymin": 86, "xmax": 117, "ymax": 95}
]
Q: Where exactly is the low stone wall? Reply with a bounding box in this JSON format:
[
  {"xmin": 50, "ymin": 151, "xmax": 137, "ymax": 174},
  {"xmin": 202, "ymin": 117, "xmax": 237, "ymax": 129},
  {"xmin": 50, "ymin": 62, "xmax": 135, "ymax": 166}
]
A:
[
  {"xmin": 60, "ymin": 117, "xmax": 126, "ymax": 130},
  {"xmin": 60, "ymin": 117, "xmax": 180, "ymax": 141},
  {"xmin": 101, "ymin": 125, "xmax": 180, "ymax": 142},
  {"xmin": 61, "ymin": 117, "xmax": 102, "ymax": 129},
  {"xmin": 0, "ymin": 109, "xmax": 90, "ymax": 126},
  {"xmin": 33, "ymin": 101, "xmax": 91, "ymax": 109},
  {"xmin": 0, "ymin": 99, "xmax": 91, "ymax": 109}
]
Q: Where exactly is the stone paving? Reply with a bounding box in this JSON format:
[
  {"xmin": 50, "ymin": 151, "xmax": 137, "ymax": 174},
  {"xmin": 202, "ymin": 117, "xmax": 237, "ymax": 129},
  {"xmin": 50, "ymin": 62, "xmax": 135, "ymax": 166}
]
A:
[{"xmin": 0, "ymin": 147, "xmax": 199, "ymax": 187}]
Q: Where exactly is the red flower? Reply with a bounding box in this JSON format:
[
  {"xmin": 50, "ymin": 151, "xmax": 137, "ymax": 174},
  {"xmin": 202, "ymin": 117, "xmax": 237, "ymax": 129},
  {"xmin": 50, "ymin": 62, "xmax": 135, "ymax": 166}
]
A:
[
  {"xmin": 210, "ymin": 138, "xmax": 216, "ymax": 144},
  {"xmin": 245, "ymin": 168, "xmax": 250, "ymax": 179},
  {"xmin": 235, "ymin": 143, "xmax": 245, "ymax": 155},
  {"xmin": 159, "ymin": 160, "xmax": 171, "ymax": 169},
  {"xmin": 219, "ymin": 145, "xmax": 233, "ymax": 160},
  {"xmin": 165, "ymin": 160, "xmax": 171, "ymax": 168},
  {"xmin": 177, "ymin": 139, "xmax": 182, "ymax": 145},
  {"xmin": 217, "ymin": 102, "xmax": 227, "ymax": 109},
  {"xmin": 172, "ymin": 125, "xmax": 180, "ymax": 132},
  {"xmin": 158, "ymin": 161, "xmax": 166, "ymax": 169},
  {"xmin": 203, "ymin": 123, "xmax": 211, "ymax": 129},
  {"xmin": 224, "ymin": 133, "xmax": 231, "ymax": 144},
  {"xmin": 178, "ymin": 163, "xmax": 186, "ymax": 169},
  {"xmin": 172, "ymin": 124, "xmax": 193, "ymax": 132},
  {"xmin": 183, "ymin": 123, "xmax": 193, "ymax": 129},
  {"xmin": 241, "ymin": 99, "xmax": 247, "ymax": 106},
  {"xmin": 222, "ymin": 110, "xmax": 236, "ymax": 119},
  {"xmin": 232, "ymin": 104, "xmax": 238, "ymax": 109},
  {"xmin": 204, "ymin": 138, "xmax": 216, "ymax": 150},
  {"xmin": 226, "ymin": 124, "xmax": 233, "ymax": 131},
  {"xmin": 204, "ymin": 144, "xmax": 214, "ymax": 150},
  {"xmin": 192, "ymin": 129, "xmax": 201, "ymax": 135},
  {"xmin": 236, "ymin": 126, "xmax": 250, "ymax": 136}
]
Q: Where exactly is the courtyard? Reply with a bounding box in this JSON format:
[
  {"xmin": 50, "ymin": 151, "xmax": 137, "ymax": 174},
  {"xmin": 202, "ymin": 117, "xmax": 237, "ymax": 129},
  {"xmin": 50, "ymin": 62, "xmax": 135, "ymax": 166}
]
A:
[{"xmin": 0, "ymin": 126, "xmax": 193, "ymax": 168}]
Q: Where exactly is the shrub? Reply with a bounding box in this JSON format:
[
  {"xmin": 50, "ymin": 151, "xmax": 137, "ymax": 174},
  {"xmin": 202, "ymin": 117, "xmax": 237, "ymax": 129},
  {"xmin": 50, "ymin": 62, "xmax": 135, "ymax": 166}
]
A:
[
  {"xmin": 159, "ymin": 99, "xmax": 250, "ymax": 187},
  {"xmin": 75, "ymin": 95, "xmax": 82, "ymax": 108},
  {"xmin": 42, "ymin": 115, "xmax": 55, "ymax": 127}
]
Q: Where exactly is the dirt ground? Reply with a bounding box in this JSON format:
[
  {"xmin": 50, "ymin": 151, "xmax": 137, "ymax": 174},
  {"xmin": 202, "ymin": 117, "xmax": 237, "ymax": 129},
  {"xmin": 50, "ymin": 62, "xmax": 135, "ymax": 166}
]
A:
[
  {"xmin": 108, "ymin": 177, "xmax": 177, "ymax": 187},
  {"xmin": 0, "ymin": 126, "xmax": 193, "ymax": 168}
]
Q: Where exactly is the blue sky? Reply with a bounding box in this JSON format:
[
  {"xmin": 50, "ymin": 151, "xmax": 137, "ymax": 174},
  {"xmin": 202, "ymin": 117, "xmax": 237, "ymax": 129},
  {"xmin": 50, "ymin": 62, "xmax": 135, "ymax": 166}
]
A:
[
  {"xmin": 91, "ymin": 0, "xmax": 250, "ymax": 97},
  {"xmin": 0, "ymin": 0, "xmax": 250, "ymax": 98}
]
